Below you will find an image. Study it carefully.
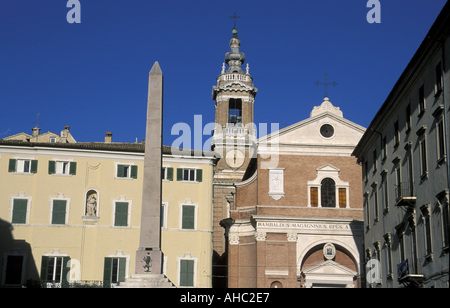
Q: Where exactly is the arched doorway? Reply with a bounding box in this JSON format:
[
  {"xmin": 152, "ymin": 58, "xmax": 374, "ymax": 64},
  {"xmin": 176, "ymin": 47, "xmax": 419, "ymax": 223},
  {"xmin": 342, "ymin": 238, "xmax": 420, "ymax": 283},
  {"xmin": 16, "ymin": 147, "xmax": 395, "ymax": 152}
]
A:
[{"xmin": 300, "ymin": 243, "xmax": 359, "ymax": 288}]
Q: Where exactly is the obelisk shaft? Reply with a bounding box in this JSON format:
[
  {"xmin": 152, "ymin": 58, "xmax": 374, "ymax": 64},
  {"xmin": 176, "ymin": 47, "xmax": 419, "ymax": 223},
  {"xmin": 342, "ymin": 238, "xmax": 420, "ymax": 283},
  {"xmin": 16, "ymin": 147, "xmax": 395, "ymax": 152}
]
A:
[{"xmin": 136, "ymin": 61, "xmax": 163, "ymax": 274}]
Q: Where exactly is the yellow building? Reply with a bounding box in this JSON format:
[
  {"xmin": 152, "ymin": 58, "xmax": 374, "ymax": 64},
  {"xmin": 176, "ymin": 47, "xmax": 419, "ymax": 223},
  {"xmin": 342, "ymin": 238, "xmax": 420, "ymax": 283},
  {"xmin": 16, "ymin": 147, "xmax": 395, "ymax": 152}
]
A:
[{"xmin": 0, "ymin": 140, "xmax": 215, "ymax": 288}]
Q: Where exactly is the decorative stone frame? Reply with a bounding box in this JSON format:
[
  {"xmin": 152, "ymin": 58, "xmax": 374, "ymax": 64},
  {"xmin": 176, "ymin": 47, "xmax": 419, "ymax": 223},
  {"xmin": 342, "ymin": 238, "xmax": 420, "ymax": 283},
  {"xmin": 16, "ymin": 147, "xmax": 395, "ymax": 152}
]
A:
[{"xmin": 307, "ymin": 164, "xmax": 350, "ymax": 208}]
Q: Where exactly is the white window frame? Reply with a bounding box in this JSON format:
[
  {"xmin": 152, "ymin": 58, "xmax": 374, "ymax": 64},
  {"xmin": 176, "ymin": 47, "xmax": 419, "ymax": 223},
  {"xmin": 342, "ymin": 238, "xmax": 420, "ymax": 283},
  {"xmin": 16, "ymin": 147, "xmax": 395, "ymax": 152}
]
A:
[
  {"xmin": 112, "ymin": 196, "xmax": 132, "ymax": 228},
  {"xmin": 179, "ymin": 199, "xmax": 198, "ymax": 230},
  {"xmin": 115, "ymin": 162, "xmax": 137, "ymax": 179},
  {"xmin": 177, "ymin": 253, "xmax": 198, "ymax": 288},
  {"xmin": 10, "ymin": 193, "xmax": 32, "ymax": 225},
  {"xmin": 49, "ymin": 194, "xmax": 71, "ymax": 225},
  {"xmin": 307, "ymin": 164, "xmax": 350, "ymax": 208}
]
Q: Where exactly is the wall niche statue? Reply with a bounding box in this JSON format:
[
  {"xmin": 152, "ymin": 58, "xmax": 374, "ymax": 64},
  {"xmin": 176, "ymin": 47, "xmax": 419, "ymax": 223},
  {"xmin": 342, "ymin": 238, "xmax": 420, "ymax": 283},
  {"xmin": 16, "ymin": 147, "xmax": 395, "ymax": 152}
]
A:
[{"xmin": 85, "ymin": 190, "xmax": 98, "ymax": 217}]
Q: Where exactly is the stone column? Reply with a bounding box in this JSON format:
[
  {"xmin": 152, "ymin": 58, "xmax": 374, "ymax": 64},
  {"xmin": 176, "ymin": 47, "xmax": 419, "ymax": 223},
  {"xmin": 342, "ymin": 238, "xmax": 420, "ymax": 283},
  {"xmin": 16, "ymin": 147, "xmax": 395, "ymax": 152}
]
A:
[{"xmin": 135, "ymin": 61, "xmax": 164, "ymax": 275}]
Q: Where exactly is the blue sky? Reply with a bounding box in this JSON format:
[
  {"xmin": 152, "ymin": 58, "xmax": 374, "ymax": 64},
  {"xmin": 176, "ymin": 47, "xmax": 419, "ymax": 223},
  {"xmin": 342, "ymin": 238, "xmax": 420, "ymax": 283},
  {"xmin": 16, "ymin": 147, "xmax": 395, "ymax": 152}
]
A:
[{"xmin": 0, "ymin": 0, "xmax": 447, "ymax": 149}]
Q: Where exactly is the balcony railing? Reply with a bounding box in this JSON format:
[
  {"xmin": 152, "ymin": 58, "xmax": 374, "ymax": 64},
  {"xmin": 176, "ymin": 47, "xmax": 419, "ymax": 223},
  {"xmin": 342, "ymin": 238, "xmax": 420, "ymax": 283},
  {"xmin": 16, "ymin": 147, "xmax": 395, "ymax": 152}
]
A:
[
  {"xmin": 395, "ymin": 182, "xmax": 416, "ymax": 208},
  {"xmin": 397, "ymin": 259, "xmax": 424, "ymax": 287}
]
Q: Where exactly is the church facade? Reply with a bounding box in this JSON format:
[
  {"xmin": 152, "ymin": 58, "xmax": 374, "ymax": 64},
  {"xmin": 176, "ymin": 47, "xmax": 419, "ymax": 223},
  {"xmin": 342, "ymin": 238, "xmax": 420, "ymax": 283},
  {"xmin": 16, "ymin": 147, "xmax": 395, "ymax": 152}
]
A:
[{"xmin": 210, "ymin": 28, "xmax": 366, "ymax": 288}]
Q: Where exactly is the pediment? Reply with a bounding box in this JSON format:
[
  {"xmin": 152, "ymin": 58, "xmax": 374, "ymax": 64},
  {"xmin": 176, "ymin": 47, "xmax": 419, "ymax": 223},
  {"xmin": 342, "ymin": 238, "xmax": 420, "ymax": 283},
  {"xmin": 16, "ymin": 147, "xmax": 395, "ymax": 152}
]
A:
[
  {"xmin": 302, "ymin": 260, "xmax": 357, "ymax": 276},
  {"xmin": 260, "ymin": 114, "xmax": 364, "ymax": 145},
  {"xmin": 316, "ymin": 164, "xmax": 340, "ymax": 173},
  {"xmin": 258, "ymin": 106, "xmax": 365, "ymax": 152}
]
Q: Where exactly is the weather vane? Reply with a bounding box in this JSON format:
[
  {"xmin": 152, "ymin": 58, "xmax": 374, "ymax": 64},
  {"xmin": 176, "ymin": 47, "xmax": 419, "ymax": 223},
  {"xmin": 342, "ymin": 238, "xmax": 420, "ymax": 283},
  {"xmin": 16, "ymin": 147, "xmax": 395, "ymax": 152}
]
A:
[
  {"xmin": 230, "ymin": 12, "xmax": 240, "ymax": 28},
  {"xmin": 315, "ymin": 73, "xmax": 338, "ymax": 98}
]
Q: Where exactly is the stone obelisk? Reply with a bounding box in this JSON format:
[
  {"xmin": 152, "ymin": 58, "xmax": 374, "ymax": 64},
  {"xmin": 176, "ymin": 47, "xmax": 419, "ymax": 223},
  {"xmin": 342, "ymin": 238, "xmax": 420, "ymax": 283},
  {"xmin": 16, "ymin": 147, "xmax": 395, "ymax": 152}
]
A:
[{"xmin": 135, "ymin": 61, "xmax": 164, "ymax": 275}]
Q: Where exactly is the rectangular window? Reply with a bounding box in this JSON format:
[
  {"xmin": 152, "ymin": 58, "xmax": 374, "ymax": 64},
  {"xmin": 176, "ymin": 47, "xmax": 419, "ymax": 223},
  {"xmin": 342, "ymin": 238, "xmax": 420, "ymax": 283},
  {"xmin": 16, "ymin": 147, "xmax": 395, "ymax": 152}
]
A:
[
  {"xmin": 114, "ymin": 202, "xmax": 129, "ymax": 227},
  {"xmin": 373, "ymin": 185, "xmax": 379, "ymax": 222},
  {"xmin": 419, "ymin": 85, "xmax": 426, "ymax": 115},
  {"xmin": 406, "ymin": 104, "xmax": 412, "ymax": 132},
  {"xmin": 8, "ymin": 159, "xmax": 38, "ymax": 174},
  {"xmin": 338, "ymin": 188, "xmax": 346, "ymax": 208},
  {"xmin": 437, "ymin": 193, "xmax": 449, "ymax": 248},
  {"xmin": 176, "ymin": 168, "xmax": 202, "ymax": 182},
  {"xmin": 372, "ymin": 149, "xmax": 377, "ymax": 173},
  {"xmin": 117, "ymin": 164, "xmax": 137, "ymax": 179},
  {"xmin": 41, "ymin": 256, "xmax": 70, "ymax": 284},
  {"xmin": 424, "ymin": 213, "xmax": 433, "ymax": 256},
  {"xmin": 310, "ymin": 187, "xmax": 318, "ymax": 207},
  {"xmin": 162, "ymin": 167, "xmax": 174, "ymax": 181},
  {"xmin": 182, "ymin": 205, "xmax": 195, "ymax": 230},
  {"xmin": 395, "ymin": 164, "xmax": 401, "ymax": 200},
  {"xmin": 48, "ymin": 161, "xmax": 77, "ymax": 175},
  {"xmin": 228, "ymin": 99, "xmax": 242, "ymax": 124},
  {"xmin": 103, "ymin": 257, "xmax": 126, "ymax": 285},
  {"xmin": 384, "ymin": 234, "xmax": 393, "ymax": 278},
  {"xmin": 51, "ymin": 200, "xmax": 67, "ymax": 225},
  {"xmin": 4, "ymin": 255, "xmax": 24, "ymax": 285},
  {"xmin": 435, "ymin": 62, "xmax": 443, "ymax": 95},
  {"xmin": 364, "ymin": 193, "xmax": 370, "ymax": 229},
  {"xmin": 179, "ymin": 259, "xmax": 194, "ymax": 287},
  {"xmin": 12, "ymin": 199, "xmax": 28, "ymax": 224},
  {"xmin": 437, "ymin": 117, "xmax": 446, "ymax": 162},
  {"xmin": 382, "ymin": 136, "xmax": 387, "ymax": 161},
  {"xmin": 420, "ymin": 204, "xmax": 433, "ymax": 258},
  {"xmin": 382, "ymin": 172, "xmax": 389, "ymax": 212},
  {"xmin": 419, "ymin": 137, "xmax": 428, "ymax": 178},
  {"xmin": 394, "ymin": 121, "xmax": 400, "ymax": 147}
]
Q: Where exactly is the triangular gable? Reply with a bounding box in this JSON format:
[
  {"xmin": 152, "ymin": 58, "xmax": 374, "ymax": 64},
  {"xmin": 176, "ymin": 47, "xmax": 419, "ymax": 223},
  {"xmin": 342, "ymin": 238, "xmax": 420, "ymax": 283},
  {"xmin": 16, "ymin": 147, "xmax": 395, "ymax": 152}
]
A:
[
  {"xmin": 302, "ymin": 260, "xmax": 357, "ymax": 276},
  {"xmin": 257, "ymin": 99, "xmax": 365, "ymax": 156},
  {"xmin": 316, "ymin": 164, "xmax": 340, "ymax": 173}
]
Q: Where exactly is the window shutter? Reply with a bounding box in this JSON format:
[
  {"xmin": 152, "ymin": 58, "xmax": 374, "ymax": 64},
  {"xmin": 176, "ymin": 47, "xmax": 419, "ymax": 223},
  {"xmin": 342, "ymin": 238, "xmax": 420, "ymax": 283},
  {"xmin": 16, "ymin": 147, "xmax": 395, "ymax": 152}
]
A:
[
  {"xmin": 114, "ymin": 202, "xmax": 129, "ymax": 227},
  {"xmin": 61, "ymin": 257, "xmax": 71, "ymax": 286},
  {"xmin": 48, "ymin": 161, "xmax": 56, "ymax": 174},
  {"xmin": 52, "ymin": 200, "xmax": 67, "ymax": 225},
  {"xmin": 69, "ymin": 162, "xmax": 77, "ymax": 175},
  {"xmin": 30, "ymin": 160, "xmax": 38, "ymax": 174},
  {"xmin": 167, "ymin": 168, "xmax": 174, "ymax": 181},
  {"xmin": 339, "ymin": 188, "xmax": 347, "ymax": 208},
  {"xmin": 310, "ymin": 187, "xmax": 318, "ymax": 207},
  {"xmin": 40, "ymin": 256, "xmax": 49, "ymax": 280},
  {"xmin": 103, "ymin": 258, "xmax": 112, "ymax": 285},
  {"xmin": 196, "ymin": 169, "xmax": 203, "ymax": 182},
  {"xmin": 130, "ymin": 165, "xmax": 138, "ymax": 179},
  {"xmin": 12, "ymin": 199, "xmax": 27, "ymax": 224},
  {"xmin": 117, "ymin": 165, "xmax": 125, "ymax": 178},
  {"xmin": 118, "ymin": 258, "xmax": 126, "ymax": 282},
  {"xmin": 182, "ymin": 205, "xmax": 195, "ymax": 230},
  {"xmin": 177, "ymin": 168, "xmax": 183, "ymax": 181},
  {"xmin": 8, "ymin": 159, "xmax": 16, "ymax": 172},
  {"xmin": 180, "ymin": 259, "xmax": 194, "ymax": 287}
]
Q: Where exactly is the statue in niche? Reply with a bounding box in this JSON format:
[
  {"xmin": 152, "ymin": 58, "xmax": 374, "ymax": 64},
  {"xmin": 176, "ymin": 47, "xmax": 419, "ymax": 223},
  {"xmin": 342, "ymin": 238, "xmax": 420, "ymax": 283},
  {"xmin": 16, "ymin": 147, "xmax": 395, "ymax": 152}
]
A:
[{"xmin": 85, "ymin": 192, "xmax": 97, "ymax": 216}]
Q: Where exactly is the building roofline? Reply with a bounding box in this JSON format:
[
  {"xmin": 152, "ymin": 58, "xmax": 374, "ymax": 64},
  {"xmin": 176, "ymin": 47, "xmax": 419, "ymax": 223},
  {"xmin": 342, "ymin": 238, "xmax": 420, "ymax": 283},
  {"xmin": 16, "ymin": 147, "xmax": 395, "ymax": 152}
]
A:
[
  {"xmin": 0, "ymin": 140, "xmax": 217, "ymax": 158},
  {"xmin": 353, "ymin": 2, "xmax": 450, "ymax": 158}
]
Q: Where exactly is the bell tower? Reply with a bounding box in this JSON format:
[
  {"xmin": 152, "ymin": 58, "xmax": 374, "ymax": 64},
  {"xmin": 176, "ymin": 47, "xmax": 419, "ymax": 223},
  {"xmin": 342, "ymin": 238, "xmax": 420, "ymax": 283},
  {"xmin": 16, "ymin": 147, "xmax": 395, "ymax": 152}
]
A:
[
  {"xmin": 211, "ymin": 27, "xmax": 258, "ymax": 181},
  {"xmin": 211, "ymin": 26, "xmax": 258, "ymax": 287}
]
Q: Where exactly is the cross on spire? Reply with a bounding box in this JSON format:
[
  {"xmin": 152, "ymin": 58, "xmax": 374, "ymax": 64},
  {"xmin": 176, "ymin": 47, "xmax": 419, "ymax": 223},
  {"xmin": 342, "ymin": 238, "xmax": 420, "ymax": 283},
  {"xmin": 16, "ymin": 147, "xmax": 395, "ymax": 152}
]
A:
[
  {"xmin": 315, "ymin": 73, "xmax": 338, "ymax": 98},
  {"xmin": 230, "ymin": 12, "xmax": 240, "ymax": 28}
]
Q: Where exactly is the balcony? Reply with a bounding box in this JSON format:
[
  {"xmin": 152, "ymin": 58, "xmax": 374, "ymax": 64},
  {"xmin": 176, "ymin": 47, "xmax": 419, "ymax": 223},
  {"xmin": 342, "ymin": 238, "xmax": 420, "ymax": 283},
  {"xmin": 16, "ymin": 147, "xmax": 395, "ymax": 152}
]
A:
[
  {"xmin": 397, "ymin": 259, "xmax": 424, "ymax": 288},
  {"xmin": 395, "ymin": 182, "xmax": 416, "ymax": 208}
]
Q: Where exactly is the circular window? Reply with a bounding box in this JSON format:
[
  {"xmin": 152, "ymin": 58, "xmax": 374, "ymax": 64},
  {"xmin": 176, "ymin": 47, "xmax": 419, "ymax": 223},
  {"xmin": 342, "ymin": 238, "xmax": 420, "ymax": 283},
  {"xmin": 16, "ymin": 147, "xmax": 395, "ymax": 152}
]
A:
[{"xmin": 320, "ymin": 124, "xmax": 334, "ymax": 138}]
